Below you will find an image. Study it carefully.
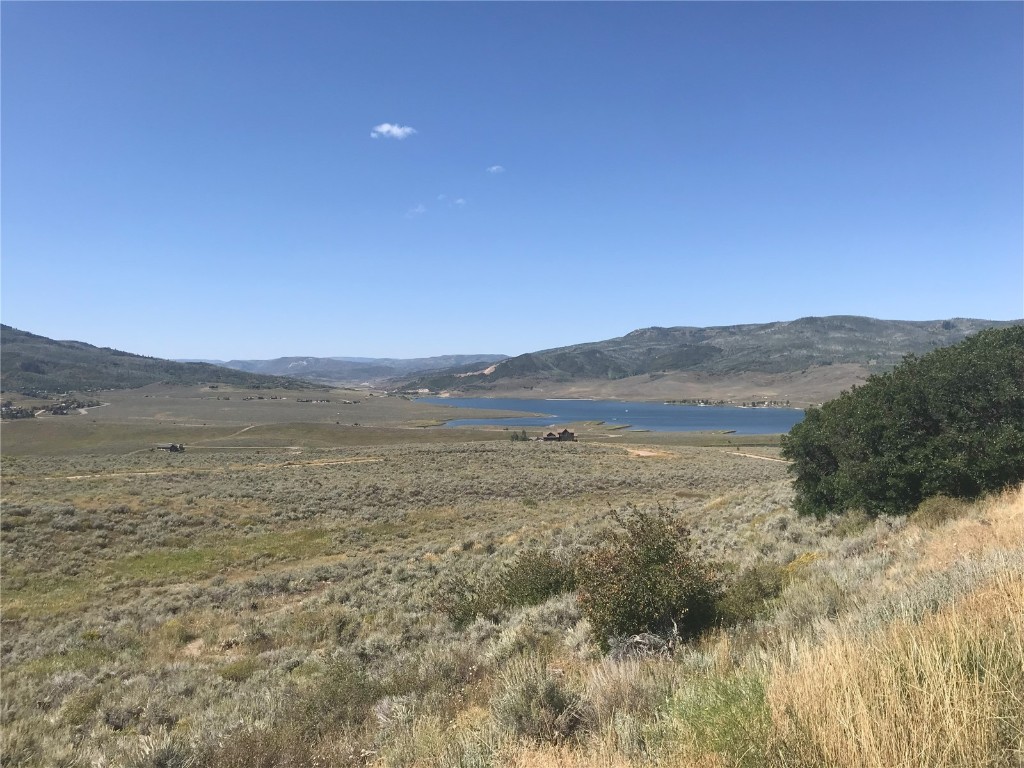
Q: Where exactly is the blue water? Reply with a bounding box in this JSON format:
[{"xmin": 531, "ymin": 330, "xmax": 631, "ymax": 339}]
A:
[{"xmin": 419, "ymin": 397, "xmax": 804, "ymax": 434}]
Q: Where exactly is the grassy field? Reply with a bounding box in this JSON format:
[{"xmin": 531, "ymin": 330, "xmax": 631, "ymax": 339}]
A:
[{"xmin": 1, "ymin": 385, "xmax": 1020, "ymax": 766}]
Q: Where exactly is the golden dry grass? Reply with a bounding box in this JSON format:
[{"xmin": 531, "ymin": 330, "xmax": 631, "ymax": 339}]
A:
[
  {"xmin": 764, "ymin": 486, "xmax": 1024, "ymax": 768},
  {"xmin": 768, "ymin": 571, "xmax": 1024, "ymax": 767}
]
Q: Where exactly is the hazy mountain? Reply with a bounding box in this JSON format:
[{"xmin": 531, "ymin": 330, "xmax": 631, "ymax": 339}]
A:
[
  {"xmin": 402, "ymin": 316, "xmax": 1022, "ymax": 397},
  {"xmin": 215, "ymin": 354, "xmax": 508, "ymax": 386},
  {"xmin": 0, "ymin": 326, "xmax": 307, "ymax": 394}
]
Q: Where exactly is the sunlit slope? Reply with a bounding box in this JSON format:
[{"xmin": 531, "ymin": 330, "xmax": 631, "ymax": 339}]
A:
[
  {"xmin": 405, "ymin": 316, "xmax": 1021, "ymax": 396},
  {"xmin": 0, "ymin": 325, "xmax": 307, "ymax": 393}
]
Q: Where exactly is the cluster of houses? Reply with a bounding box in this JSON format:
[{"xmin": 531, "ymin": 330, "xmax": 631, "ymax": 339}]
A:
[
  {"xmin": 541, "ymin": 429, "xmax": 576, "ymax": 442},
  {"xmin": 0, "ymin": 397, "xmax": 100, "ymax": 418},
  {"xmin": 1, "ymin": 400, "xmax": 34, "ymax": 420},
  {"xmin": 512, "ymin": 428, "xmax": 577, "ymax": 442}
]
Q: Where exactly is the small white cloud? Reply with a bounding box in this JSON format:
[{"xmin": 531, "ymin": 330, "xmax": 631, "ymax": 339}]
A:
[
  {"xmin": 486, "ymin": 165, "xmax": 505, "ymax": 174},
  {"xmin": 406, "ymin": 203, "xmax": 427, "ymax": 217},
  {"xmin": 437, "ymin": 193, "xmax": 448, "ymax": 201},
  {"xmin": 371, "ymin": 123, "xmax": 417, "ymax": 140},
  {"xmin": 454, "ymin": 198, "xmax": 466, "ymax": 206}
]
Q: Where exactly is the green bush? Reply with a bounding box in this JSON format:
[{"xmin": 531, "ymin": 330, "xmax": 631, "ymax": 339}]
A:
[
  {"xmin": 219, "ymin": 658, "xmax": 262, "ymax": 683},
  {"xmin": 909, "ymin": 494, "xmax": 970, "ymax": 529},
  {"xmin": 577, "ymin": 509, "xmax": 721, "ymax": 650},
  {"xmin": 433, "ymin": 572, "xmax": 502, "ymax": 628},
  {"xmin": 717, "ymin": 562, "xmax": 787, "ymax": 625},
  {"xmin": 434, "ymin": 550, "xmax": 576, "ymax": 628},
  {"xmin": 781, "ymin": 326, "xmax": 1024, "ymax": 517},
  {"xmin": 297, "ymin": 656, "xmax": 382, "ymax": 735},
  {"xmin": 829, "ymin": 508, "xmax": 873, "ymax": 538},
  {"xmin": 498, "ymin": 550, "xmax": 576, "ymax": 609},
  {"xmin": 664, "ymin": 673, "xmax": 772, "ymax": 768}
]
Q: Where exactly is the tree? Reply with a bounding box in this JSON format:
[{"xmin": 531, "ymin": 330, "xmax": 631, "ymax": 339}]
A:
[{"xmin": 781, "ymin": 326, "xmax": 1024, "ymax": 517}]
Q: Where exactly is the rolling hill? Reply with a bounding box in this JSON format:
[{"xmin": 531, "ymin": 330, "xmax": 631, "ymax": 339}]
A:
[
  {"xmin": 400, "ymin": 316, "xmax": 1022, "ymax": 403},
  {"xmin": 0, "ymin": 326, "xmax": 308, "ymax": 394}
]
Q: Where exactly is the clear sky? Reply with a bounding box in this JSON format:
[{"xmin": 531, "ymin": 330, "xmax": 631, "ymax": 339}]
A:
[{"xmin": 2, "ymin": 2, "xmax": 1022, "ymax": 360}]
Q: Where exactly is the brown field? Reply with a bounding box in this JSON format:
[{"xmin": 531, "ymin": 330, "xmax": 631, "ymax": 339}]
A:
[{"xmin": 1, "ymin": 385, "xmax": 1020, "ymax": 767}]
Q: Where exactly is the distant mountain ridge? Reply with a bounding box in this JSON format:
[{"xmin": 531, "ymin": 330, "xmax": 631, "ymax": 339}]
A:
[
  {"xmin": 403, "ymin": 316, "xmax": 1022, "ymax": 394},
  {"xmin": 0, "ymin": 326, "xmax": 307, "ymax": 394},
  {"xmin": 210, "ymin": 354, "xmax": 509, "ymax": 386},
  {"xmin": 5, "ymin": 316, "xmax": 1020, "ymax": 403}
]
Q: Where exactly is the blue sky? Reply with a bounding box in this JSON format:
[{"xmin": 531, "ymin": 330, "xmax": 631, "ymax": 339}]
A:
[{"xmin": 2, "ymin": 2, "xmax": 1022, "ymax": 359}]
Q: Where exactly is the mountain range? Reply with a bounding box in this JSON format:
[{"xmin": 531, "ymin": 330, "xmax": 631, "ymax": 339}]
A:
[
  {"xmin": 400, "ymin": 316, "xmax": 1022, "ymax": 403},
  {"xmin": 2, "ymin": 316, "xmax": 1019, "ymax": 403}
]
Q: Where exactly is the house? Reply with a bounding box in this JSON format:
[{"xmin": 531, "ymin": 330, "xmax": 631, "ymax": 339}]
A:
[{"xmin": 541, "ymin": 429, "xmax": 576, "ymax": 442}]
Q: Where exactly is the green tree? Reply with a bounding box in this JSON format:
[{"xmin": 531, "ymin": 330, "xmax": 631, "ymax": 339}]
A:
[{"xmin": 781, "ymin": 326, "xmax": 1024, "ymax": 517}]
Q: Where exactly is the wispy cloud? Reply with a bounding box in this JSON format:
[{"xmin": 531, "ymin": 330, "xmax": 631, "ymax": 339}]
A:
[
  {"xmin": 486, "ymin": 165, "xmax": 505, "ymax": 174},
  {"xmin": 437, "ymin": 194, "xmax": 467, "ymax": 208},
  {"xmin": 406, "ymin": 203, "xmax": 427, "ymax": 217},
  {"xmin": 371, "ymin": 123, "xmax": 417, "ymax": 140}
]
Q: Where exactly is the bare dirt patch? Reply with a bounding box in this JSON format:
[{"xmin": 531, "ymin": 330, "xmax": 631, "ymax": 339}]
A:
[
  {"xmin": 626, "ymin": 448, "xmax": 675, "ymax": 458},
  {"xmin": 727, "ymin": 451, "xmax": 791, "ymax": 464}
]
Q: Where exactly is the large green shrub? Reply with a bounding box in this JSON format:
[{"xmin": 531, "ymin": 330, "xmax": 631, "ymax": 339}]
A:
[
  {"xmin": 781, "ymin": 326, "xmax": 1024, "ymax": 517},
  {"xmin": 577, "ymin": 509, "xmax": 721, "ymax": 650}
]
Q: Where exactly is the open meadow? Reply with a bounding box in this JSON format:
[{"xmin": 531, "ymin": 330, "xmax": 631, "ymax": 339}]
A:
[{"xmin": 1, "ymin": 385, "xmax": 1021, "ymax": 766}]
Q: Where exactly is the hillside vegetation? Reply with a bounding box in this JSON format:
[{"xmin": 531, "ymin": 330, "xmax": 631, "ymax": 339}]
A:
[
  {"xmin": 405, "ymin": 316, "xmax": 1020, "ymax": 394},
  {"xmin": 0, "ymin": 326, "xmax": 307, "ymax": 394}
]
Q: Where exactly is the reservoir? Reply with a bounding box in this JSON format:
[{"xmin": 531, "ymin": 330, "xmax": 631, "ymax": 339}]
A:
[{"xmin": 419, "ymin": 397, "xmax": 804, "ymax": 434}]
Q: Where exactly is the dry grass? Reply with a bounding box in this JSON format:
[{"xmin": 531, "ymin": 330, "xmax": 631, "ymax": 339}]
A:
[
  {"xmin": 769, "ymin": 571, "xmax": 1024, "ymax": 767},
  {"xmin": 763, "ymin": 487, "xmax": 1024, "ymax": 768},
  {"xmin": 2, "ymin": 403, "xmax": 1021, "ymax": 768}
]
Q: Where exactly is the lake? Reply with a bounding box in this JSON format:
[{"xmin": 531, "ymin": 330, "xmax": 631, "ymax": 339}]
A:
[{"xmin": 418, "ymin": 397, "xmax": 804, "ymax": 434}]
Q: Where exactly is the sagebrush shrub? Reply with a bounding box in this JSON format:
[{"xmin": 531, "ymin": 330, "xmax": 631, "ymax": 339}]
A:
[
  {"xmin": 498, "ymin": 550, "xmax": 576, "ymax": 609},
  {"xmin": 490, "ymin": 656, "xmax": 591, "ymax": 744},
  {"xmin": 433, "ymin": 572, "xmax": 502, "ymax": 628},
  {"xmin": 718, "ymin": 562, "xmax": 787, "ymax": 625},
  {"xmin": 297, "ymin": 656, "xmax": 382, "ymax": 734},
  {"xmin": 434, "ymin": 550, "xmax": 575, "ymax": 628},
  {"xmin": 909, "ymin": 494, "xmax": 969, "ymax": 529}
]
